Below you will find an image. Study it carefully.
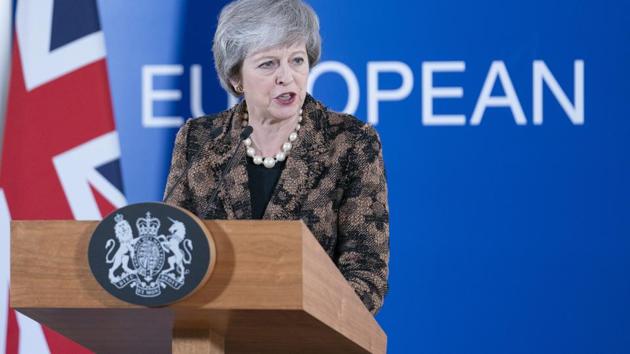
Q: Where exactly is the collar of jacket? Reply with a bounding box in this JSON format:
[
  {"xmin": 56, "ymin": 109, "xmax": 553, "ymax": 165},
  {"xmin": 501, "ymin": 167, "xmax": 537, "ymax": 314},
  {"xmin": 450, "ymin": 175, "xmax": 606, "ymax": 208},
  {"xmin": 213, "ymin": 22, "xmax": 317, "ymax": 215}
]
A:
[{"xmin": 202, "ymin": 94, "xmax": 331, "ymax": 220}]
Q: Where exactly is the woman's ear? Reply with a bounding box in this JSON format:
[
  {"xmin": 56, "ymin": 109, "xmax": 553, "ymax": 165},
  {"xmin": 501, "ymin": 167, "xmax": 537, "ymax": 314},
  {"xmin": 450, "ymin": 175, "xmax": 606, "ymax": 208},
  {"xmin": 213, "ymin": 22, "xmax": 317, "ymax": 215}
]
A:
[{"xmin": 230, "ymin": 79, "xmax": 243, "ymax": 94}]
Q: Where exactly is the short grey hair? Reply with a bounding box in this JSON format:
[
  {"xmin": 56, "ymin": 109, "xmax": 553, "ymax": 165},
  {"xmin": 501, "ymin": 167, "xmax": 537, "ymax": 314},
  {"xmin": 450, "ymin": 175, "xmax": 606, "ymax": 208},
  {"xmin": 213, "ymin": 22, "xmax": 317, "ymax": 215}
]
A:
[{"xmin": 213, "ymin": 0, "xmax": 321, "ymax": 96}]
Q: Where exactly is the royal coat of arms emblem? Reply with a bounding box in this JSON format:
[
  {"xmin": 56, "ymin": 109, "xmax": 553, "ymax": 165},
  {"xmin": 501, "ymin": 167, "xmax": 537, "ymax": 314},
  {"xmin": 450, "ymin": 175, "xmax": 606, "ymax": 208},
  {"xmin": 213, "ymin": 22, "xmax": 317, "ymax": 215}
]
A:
[
  {"xmin": 89, "ymin": 202, "xmax": 213, "ymax": 306},
  {"xmin": 105, "ymin": 212, "xmax": 194, "ymax": 297}
]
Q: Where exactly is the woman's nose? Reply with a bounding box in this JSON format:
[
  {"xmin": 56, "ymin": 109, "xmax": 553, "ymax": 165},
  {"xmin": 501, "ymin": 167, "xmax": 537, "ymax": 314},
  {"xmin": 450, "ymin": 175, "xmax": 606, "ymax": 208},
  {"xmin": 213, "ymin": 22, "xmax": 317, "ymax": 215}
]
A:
[{"xmin": 275, "ymin": 63, "xmax": 292, "ymax": 86}]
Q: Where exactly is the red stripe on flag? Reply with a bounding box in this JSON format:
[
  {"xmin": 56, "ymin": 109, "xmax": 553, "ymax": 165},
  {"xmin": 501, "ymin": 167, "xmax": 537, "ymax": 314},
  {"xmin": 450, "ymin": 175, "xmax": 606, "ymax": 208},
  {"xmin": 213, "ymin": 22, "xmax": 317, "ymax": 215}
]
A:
[
  {"xmin": 5, "ymin": 308, "xmax": 18, "ymax": 354},
  {"xmin": 42, "ymin": 327, "xmax": 92, "ymax": 354}
]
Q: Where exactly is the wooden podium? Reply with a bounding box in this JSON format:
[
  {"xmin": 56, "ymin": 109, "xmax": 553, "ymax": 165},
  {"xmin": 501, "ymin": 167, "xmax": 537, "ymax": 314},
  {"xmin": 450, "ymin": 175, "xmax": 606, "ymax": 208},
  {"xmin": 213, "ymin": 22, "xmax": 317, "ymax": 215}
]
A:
[{"xmin": 11, "ymin": 220, "xmax": 387, "ymax": 353}]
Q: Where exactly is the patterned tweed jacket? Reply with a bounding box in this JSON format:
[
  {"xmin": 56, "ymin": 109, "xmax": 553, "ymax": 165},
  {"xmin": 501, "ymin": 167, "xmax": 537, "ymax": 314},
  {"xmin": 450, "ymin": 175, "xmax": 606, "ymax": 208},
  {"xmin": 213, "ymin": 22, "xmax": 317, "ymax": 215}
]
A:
[{"xmin": 163, "ymin": 94, "xmax": 389, "ymax": 314}]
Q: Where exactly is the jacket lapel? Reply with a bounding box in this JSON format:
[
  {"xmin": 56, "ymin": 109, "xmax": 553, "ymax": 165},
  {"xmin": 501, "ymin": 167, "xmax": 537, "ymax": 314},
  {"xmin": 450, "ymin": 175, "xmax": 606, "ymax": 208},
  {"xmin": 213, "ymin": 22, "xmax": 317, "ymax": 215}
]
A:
[
  {"xmin": 264, "ymin": 96, "xmax": 330, "ymax": 220},
  {"xmin": 202, "ymin": 106, "xmax": 252, "ymax": 219}
]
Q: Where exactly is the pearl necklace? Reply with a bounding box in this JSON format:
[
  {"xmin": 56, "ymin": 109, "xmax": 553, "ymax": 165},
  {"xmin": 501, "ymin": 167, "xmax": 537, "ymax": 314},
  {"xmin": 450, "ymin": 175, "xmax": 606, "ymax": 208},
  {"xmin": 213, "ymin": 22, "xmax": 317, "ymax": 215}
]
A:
[{"xmin": 242, "ymin": 109, "xmax": 303, "ymax": 169}]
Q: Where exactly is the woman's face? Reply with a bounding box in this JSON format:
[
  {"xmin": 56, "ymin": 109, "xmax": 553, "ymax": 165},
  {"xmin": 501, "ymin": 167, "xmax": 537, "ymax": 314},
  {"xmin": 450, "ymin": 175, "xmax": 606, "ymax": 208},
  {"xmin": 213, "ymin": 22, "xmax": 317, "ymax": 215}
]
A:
[{"xmin": 238, "ymin": 42, "xmax": 309, "ymax": 122}]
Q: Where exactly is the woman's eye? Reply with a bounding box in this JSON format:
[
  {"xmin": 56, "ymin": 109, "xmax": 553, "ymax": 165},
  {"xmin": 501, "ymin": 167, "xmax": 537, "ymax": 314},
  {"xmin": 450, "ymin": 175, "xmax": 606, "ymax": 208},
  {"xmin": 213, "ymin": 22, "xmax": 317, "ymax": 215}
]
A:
[
  {"xmin": 259, "ymin": 60, "xmax": 275, "ymax": 69},
  {"xmin": 293, "ymin": 57, "xmax": 305, "ymax": 65}
]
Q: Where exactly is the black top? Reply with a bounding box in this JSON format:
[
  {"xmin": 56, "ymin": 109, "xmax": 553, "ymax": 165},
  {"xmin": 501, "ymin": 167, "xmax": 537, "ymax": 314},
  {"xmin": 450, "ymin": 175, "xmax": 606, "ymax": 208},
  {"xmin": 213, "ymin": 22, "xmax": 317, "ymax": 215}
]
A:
[{"xmin": 246, "ymin": 157, "xmax": 286, "ymax": 219}]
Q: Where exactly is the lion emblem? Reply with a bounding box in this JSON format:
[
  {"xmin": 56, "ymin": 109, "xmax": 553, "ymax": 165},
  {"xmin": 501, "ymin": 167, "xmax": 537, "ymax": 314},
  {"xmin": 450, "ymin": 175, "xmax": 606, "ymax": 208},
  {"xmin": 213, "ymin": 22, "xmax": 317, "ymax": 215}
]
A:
[{"xmin": 105, "ymin": 214, "xmax": 138, "ymax": 282}]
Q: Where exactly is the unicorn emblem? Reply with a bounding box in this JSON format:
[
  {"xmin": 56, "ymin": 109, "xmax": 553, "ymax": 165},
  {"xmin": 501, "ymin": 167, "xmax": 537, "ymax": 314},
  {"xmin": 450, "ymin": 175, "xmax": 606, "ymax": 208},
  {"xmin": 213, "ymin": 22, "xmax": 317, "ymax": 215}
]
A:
[{"xmin": 159, "ymin": 217, "xmax": 193, "ymax": 282}]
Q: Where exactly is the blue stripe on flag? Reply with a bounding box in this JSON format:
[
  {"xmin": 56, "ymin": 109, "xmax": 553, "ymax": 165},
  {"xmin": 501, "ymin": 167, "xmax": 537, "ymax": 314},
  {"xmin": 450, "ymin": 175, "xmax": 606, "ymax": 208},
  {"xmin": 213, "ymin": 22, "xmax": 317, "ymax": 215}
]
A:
[
  {"xmin": 96, "ymin": 159, "xmax": 125, "ymax": 193},
  {"xmin": 50, "ymin": 0, "xmax": 101, "ymax": 51}
]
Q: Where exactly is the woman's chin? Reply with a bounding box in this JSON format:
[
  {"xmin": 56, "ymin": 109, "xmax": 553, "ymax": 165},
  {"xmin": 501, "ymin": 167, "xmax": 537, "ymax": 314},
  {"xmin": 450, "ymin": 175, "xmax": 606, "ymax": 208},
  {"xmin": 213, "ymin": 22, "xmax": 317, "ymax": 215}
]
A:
[{"xmin": 269, "ymin": 104, "xmax": 301, "ymax": 120}]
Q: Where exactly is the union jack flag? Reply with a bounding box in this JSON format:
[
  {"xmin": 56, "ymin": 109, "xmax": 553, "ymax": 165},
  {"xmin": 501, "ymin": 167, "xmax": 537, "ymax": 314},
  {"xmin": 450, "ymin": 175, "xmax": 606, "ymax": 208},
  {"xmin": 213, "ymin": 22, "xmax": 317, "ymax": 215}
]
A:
[{"xmin": 0, "ymin": 0, "xmax": 126, "ymax": 353}]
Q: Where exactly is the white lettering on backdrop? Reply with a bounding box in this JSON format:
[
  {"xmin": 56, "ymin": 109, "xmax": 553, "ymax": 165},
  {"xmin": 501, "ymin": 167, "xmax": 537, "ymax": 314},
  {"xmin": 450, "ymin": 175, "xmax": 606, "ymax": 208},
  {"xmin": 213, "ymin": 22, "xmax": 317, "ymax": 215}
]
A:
[{"xmin": 140, "ymin": 60, "xmax": 584, "ymax": 127}]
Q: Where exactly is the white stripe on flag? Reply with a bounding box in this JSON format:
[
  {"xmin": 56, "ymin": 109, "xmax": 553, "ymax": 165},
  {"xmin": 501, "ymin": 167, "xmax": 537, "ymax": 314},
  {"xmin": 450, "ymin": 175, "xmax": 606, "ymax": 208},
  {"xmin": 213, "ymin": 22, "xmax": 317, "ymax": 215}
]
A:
[
  {"xmin": 16, "ymin": 313, "xmax": 50, "ymax": 354},
  {"xmin": 53, "ymin": 131, "xmax": 126, "ymax": 220}
]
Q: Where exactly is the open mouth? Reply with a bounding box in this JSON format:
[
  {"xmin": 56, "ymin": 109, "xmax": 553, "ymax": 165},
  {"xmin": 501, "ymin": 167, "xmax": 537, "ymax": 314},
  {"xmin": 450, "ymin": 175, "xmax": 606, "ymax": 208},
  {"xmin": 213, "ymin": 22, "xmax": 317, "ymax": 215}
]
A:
[{"xmin": 275, "ymin": 92, "xmax": 296, "ymax": 104}]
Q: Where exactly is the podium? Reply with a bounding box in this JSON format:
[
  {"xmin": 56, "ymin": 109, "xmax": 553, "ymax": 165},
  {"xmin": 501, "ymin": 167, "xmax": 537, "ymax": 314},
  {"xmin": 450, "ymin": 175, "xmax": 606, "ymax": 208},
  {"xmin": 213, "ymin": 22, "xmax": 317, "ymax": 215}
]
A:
[{"xmin": 11, "ymin": 220, "xmax": 387, "ymax": 353}]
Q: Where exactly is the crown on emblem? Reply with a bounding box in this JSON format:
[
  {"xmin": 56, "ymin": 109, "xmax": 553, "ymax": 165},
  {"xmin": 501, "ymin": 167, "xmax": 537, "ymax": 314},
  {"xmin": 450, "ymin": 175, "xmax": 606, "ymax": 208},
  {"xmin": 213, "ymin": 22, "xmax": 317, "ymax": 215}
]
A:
[{"xmin": 136, "ymin": 212, "xmax": 160, "ymax": 236}]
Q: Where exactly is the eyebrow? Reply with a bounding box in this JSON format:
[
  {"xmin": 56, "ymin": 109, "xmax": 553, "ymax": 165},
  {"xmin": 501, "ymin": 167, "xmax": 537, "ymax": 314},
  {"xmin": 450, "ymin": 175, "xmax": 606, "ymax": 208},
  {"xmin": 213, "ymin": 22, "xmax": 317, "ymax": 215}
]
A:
[
  {"xmin": 252, "ymin": 50, "xmax": 307, "ymax": 61},
  {"xmin": 290, "ymin": 50, "xmax": 307, "ymax": 56}
]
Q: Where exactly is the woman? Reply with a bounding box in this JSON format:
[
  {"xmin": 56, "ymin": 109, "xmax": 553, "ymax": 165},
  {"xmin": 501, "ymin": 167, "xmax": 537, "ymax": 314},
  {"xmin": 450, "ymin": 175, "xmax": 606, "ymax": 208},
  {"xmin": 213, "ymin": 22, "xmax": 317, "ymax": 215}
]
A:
[{"xmin": 164, "ymin": 0, "xmax": 389, "ymax": 314}]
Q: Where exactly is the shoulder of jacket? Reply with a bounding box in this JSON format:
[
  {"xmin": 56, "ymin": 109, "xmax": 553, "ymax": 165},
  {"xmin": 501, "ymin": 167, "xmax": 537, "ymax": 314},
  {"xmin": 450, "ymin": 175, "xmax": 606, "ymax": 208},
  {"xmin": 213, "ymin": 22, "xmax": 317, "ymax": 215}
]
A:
[
  {"xmin": 186, "ymin": 110, "xmax": 230, "ymax": 131},
  {"xmin": 181, "ymin": 109, "xmax": 235, "ymax": 142},
  {"xmin": 323, "ymin": 109, "xmax": 380, "ymax": 144}
]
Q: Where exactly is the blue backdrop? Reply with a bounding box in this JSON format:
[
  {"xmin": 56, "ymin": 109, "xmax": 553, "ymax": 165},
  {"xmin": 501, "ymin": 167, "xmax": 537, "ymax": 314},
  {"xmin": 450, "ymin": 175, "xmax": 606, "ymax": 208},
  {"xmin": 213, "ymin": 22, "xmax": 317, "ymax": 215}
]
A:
[{"xmin": 98, "ymin": 1, "xmax": 630, "ymax": 352}]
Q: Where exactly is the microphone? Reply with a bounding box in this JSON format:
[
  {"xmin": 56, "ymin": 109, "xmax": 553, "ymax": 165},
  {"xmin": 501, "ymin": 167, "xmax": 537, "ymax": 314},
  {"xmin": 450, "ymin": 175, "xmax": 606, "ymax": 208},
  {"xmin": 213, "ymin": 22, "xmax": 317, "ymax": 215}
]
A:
[
  {"xmin": 163, "ymin": 125, "xmax": 224, "ymax": 203},
  {"xmin": 239, "ymin": 126, "xmax": 254, "ymax": 140},
  {"xmin": 205, "ymin": 125, "xmax": 253, "ymax": 213}
]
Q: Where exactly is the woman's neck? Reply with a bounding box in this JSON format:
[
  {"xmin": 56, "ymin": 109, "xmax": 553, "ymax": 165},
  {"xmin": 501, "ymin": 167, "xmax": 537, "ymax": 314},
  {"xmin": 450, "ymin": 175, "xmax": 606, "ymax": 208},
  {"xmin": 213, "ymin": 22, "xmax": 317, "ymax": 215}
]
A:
[{"xmin": 247, "ymin": 113, "xmax": 299, "ymax": 157}]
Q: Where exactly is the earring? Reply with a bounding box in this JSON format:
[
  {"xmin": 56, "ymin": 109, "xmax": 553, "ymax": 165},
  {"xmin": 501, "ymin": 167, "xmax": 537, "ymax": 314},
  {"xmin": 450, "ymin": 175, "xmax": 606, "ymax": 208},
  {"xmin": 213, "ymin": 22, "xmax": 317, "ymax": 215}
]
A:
[{"xmin": 235, "ymin": 83, "xmax": 244, "ymax": 94}]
